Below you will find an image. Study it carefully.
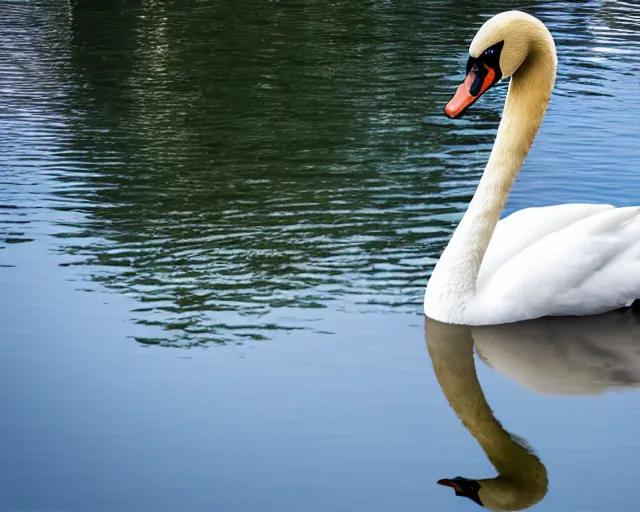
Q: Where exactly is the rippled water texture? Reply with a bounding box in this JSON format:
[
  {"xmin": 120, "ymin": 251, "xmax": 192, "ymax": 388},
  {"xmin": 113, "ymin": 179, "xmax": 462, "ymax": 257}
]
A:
[
  {"xmin": 1, "ymin": 0, "xmax": 639, "ymax": 345},
  {"xmin": 2, "ymin": 2, "xmax": 640, "ymax": 512}
]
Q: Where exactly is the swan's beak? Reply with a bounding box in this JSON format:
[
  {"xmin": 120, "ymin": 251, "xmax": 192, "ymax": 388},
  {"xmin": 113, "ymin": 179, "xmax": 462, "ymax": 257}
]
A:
[
  {"xmin": 444, "ymin": 62, "xmax": 497, "ymax": 119},
  {"xmin": 438, "ymin": 478, "xmax": 464, "ymax": 493}
]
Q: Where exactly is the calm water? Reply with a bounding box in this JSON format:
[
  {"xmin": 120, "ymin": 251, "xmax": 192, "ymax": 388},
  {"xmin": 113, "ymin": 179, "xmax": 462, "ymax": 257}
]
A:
[{"xmin": 1, "ymin": 0, "xmax": 639, "ymax": 510}]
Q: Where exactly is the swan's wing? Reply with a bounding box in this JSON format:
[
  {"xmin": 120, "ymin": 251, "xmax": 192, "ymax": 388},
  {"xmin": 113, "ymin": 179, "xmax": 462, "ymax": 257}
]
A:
[
  {"xmin": 475, "ymin": 205, "xmax": 640, "ymax": 323},
  {"xmin": 478, "ymin": 203, "xmax": 614, "ymax": 283}
]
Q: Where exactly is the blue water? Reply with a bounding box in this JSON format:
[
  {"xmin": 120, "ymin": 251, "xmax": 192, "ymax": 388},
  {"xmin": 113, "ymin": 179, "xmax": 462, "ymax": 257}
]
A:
[{"xmin": 1, "ymin": 1, "xmax": 640, "ymax": 510}]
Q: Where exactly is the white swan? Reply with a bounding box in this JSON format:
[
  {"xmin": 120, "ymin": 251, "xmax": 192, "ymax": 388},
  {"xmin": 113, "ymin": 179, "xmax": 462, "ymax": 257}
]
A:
[
  {"xmin": 426, "ymin": 318, "xmax": 548, "ymax": 510},
  {"xmin": 424, "ymin": 11, "xmax": 640, "ymax": 326}
]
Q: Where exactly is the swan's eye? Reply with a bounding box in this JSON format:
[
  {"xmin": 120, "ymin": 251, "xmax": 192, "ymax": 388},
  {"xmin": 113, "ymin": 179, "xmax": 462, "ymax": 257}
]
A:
[{"xmin": 479, "ymin": 40, "xmax": 504, "ymax": 69}]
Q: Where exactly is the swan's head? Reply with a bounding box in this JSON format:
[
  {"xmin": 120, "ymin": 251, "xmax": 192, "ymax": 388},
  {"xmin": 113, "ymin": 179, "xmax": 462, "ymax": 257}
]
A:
[
  {"xmin": 438, "ymin": 474, "xmax": 548, "ymax": 510},
  {"xmin": 444, "ymin": 10, "xmax": 554, "ymax": 118},
  {"xmin": 438, "ymin": 477, "xmax": 483, "ymax": 506},
  {"xmin": 438, "ymin": 474, "xmax": 548, "ymax": 511}
]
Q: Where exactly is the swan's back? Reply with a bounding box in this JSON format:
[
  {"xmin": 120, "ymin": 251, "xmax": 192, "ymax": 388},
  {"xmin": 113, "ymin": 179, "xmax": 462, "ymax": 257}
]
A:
[{"xmin": 470, "ymin": 204, "xmax": 640, "ymax": 325}]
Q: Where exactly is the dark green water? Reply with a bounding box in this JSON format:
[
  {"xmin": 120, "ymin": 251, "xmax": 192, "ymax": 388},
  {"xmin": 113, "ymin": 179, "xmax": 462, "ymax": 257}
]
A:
[{"xmin": 1, "ymin": 1, "xmax": 639, "ymax": 511}]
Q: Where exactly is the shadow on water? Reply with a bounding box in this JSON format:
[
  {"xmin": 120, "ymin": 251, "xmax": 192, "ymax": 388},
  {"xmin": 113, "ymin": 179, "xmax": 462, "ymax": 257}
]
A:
[{"xmin": 1, "ymin": 1, "xmax": 639, "ymax": 345}]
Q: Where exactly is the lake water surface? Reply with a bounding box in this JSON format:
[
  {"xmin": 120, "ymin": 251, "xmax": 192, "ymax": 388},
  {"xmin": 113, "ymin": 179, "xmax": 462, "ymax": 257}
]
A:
[{"xmin": 1, "ymin": 1, "xmax": 640, "ymax": 510}]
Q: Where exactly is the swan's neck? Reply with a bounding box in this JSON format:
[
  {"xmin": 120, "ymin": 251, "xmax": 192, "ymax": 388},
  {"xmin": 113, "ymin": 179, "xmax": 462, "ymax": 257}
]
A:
[
  {"xmin": 427, "ymin": 36, "xmax": 556, "ymax": 323},
  {"xmin": 426, "ymin": 319, "xmax": 548, "ymax": 508}
]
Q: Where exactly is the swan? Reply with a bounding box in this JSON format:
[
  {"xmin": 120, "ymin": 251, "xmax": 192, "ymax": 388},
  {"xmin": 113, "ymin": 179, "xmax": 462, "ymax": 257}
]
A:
[
  {"xmin": 424, "ymin": 10, "xmax": 640, "ymax": 325},
  {"xmin": 426, "ymin": 317, "xmax": 548, "ymax": 510},
  {"xmin": 472, "ymin": 309, "xmax": 640, "ymax": 395}
]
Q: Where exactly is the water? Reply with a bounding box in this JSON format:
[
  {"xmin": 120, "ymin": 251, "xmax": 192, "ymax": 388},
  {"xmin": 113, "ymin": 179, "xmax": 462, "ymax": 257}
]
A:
[{"xmin": 1, "ymin": 0, "xmax": 639, "ymax": 510}]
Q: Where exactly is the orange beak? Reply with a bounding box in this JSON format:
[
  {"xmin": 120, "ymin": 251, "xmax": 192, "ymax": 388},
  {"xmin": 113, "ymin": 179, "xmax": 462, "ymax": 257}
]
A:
[
  {"xmin": 444, "ymin": 62, "xmax": 496, "ymax": 118},
  {"xmin": 437, "ymin": 479, "xmax": 464, "ymax": 493}
]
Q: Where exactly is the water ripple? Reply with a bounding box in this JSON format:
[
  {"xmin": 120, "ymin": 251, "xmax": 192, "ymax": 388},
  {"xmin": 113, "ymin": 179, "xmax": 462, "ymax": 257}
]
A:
[{"xmin": 1, "ymin": 0, "xmax": 639, "ymax": 345}]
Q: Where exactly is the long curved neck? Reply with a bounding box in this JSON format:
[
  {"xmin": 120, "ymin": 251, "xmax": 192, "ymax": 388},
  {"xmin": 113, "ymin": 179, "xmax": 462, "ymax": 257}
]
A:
[
  {"xmin": 428, "ymin": 31, "xmax": 556, "ymax": 320},
  {"xmin": 426, "ymin": 318, "xmax": 547, "ymax": 508}
]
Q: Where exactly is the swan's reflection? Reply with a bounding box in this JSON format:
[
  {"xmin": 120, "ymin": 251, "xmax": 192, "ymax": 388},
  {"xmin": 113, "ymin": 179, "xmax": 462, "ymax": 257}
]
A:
[
  {"xmin": 427, "ymin": 310, "xmax": 640, "ymax": 509},
  {"xmin": 426, "ymin": 318, "xmax": 548, "ymax": 510},
  {"xmin": 472, "ymin": 310, "xmax": 640, "ymax": 396}
]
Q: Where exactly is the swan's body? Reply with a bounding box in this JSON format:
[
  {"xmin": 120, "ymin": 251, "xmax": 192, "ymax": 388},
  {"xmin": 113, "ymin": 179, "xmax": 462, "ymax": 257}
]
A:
[
  {"xmin": 426, "ymin": 318, "xmax": 548, "ymax": 510},
  {"xmin": 424, "ymin": 11, "xmax": 640, "ymax": 325},
  {"xmin": 475, "ymin": 204, "xmax": 640, "ymax": 323}
]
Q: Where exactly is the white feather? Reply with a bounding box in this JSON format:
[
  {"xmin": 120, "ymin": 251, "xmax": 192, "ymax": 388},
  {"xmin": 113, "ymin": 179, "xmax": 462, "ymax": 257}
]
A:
[{"xmin": 468, "ymin": 205, "xmax": 640, "ymax": 324}]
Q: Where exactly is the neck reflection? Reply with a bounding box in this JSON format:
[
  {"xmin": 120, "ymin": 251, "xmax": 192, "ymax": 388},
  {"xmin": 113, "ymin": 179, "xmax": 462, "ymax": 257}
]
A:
[{"xmin": 425, "ymin": 317, "xmax": 547, "ymax": 511}]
